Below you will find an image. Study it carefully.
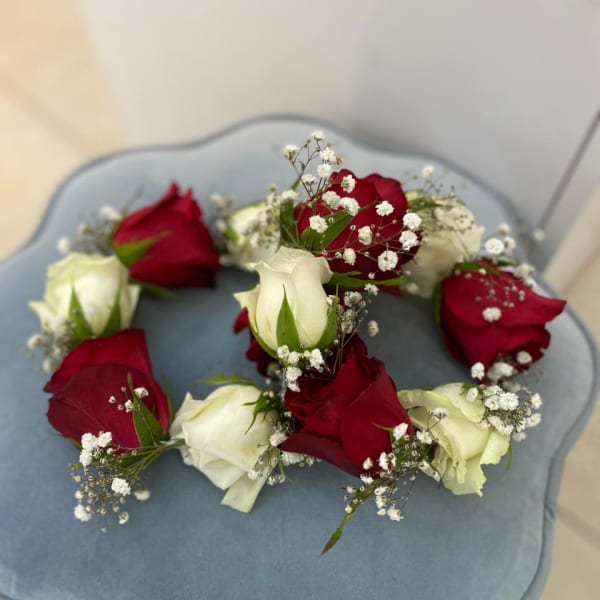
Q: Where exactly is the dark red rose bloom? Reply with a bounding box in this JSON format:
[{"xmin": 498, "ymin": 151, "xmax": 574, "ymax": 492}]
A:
[
  {"xmin": 45, "ymin": 329, "xmax": 171, "ymax": 448},
  {"xmin": 233, "ymin": 309, "xmax": 273, "ymax": 376},
  {"xmin": 440, "ymin": 261, "xmax": 566, "ymax": 369},
  {"xmin": 281, "ymin": 337, "xmax": 413, "ymax": 477},
  {"xmin": 112, "ymin": 182, "xmax": 220, "ymax": 288},
  {"xmin": 295, "ymin": 169, "xmax": 416, "ymax": 280}
]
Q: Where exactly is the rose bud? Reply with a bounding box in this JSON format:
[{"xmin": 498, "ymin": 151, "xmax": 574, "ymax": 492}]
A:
[
  {"xmin": 234, "ymin": 247, "xmax": 337, "ymax": 357},
  {"xmin": 294, "ymin": 169, "xmax": 417, "ymax": 283},
  {"xmin": 281, "ymin": 337, "xmax": 413, "ymax": 477},
  {"xmin": 45, "ymin": 329, "xmax": 172, "ymax": 448},
  {"xmin": 402, "ymin": 193, "xmax": 484, "ymax": 298},
  {"xmin": 112, "ymin": 182, "xmax": 220, "ymax": 288},
  {"xmin": 439, "ymin": 261, "xmax": 566, "ymax": 370},
  {"xmin": 169, "ymin": 385, "xmax": 277, "ymax": 513},
  {"xmin": 29, "ymin": 253, "xmax": 140, "ymax": 342},
  {"xmin": 399, "ymin": 383, "xmax": 510, "ymax": 496}
]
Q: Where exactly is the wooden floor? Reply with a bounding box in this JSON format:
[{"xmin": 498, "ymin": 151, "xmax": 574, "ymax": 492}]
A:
[{"xmin": 1, "ymin": 2, "xmax": 598, "ymax": 597}]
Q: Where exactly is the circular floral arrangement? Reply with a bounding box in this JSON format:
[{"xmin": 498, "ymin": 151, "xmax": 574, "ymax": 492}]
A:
[{"xmin": 27, "ymin": 131, "xmax": 566, "ymax": 551}]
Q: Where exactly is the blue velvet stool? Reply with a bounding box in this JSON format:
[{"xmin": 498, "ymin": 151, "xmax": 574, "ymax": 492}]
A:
[{"xmin": 0, "ymin": 117, "xmax": 597, "ymax": 600}]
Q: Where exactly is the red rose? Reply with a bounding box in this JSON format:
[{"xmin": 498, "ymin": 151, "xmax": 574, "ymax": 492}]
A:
[
  {"xmin": 281, "ymin": 337, "xmax": 413, "ymax": 477},
  {"xmin": 45, "ymin": 329, "xmax": 171, "ymax": 448},
  {"xmin": 112, "ymin": 182, "xmax": 220, "ymax": 288},
  {"xmin": 233, "ymin": 309, "xmax": 273, "ymax": 376},
  {"xmin": 440, "ymin": 261, "xmax": 566, "ymax": 369},
  {"xmin": 294, "ymin": 169, "xmax": 415, "ymax": 280}
]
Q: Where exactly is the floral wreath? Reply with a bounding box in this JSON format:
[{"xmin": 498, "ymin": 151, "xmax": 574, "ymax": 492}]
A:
[{"xmin": 27, "ymin": 131, "xmax": 565, "ymax": 551}]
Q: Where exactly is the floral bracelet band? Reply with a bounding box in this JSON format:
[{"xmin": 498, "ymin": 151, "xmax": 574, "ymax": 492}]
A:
[{"xmin": 28, "ymin": 130, "xmax": 565, "ymax": 551}]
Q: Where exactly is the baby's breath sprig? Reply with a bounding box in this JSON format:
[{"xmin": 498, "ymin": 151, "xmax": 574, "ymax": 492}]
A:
[
  {"xmin": 323, "ymin": 417, "xmax": 444, "ymax": 554},
  {"xmin": 57, "ymin": 205, "xmax": 123, "ymax": 257},
  {"xmin": 26, "ymin": 319, "xmax": 77, "ymax": 373}
]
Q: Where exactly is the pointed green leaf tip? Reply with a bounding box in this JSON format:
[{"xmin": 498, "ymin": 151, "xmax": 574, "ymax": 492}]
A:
[
  {"xmin": 100, "ymin": 289, "xmax": 122, "ymax": 337},
  {"xmin": 68, "ymin": 288, "xmax": 93, "ymax": 342},
  {"xmin": 276, "ymin": 288, "xmax": 301, "ymax": 351},
  {"xmin": 113, "ymin": 235, "xmax": 164, "ymax": 268},
  {"xmin": 132, "ymin": 389, "xmax": 166, "ymax": 447},
  {"xmin": 279, "ymin": 200, "xmax": 300, "ymax": 246}
]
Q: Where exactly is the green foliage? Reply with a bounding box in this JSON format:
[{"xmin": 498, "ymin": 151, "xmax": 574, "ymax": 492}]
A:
[
  {"xmin": 100, "ymin": 290, "xmax": 122, "ymax": 337},
  {"xmin": 276, "ymin": 289, "xmax": 301, "ymax": 350},
  {"xmin": 279, "ymin": 200, "xmax": 300, "ymax": 246},
  {"xmin": 68, "ymin": 288, "xmax": 93, "ymax": 343},
  {"xmin": 113, "ymin": 235, "xmax": 163, "ymax": 268}
]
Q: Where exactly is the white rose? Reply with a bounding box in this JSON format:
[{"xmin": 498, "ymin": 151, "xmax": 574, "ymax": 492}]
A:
[
  {"xmin": 399, "ymin": 383, "xmax": 510, "ymax": 496},
  {"xmin": 169, "ymin": 386, "xmax": 277, "ymax": 513},
  {"xmin": 226, "ymin": 201, "xmax": 280, "ymax": 269},
  {"xmin": 403, "ymin": 194, "xmax": 484, "ymax": 297},
  {"xmin": 29, "ymin": 253, "xmax": 140, "ymax": 337},
  {"xmin": 234, "ymin": 247, "xmax": 335, "ymax": 355}
]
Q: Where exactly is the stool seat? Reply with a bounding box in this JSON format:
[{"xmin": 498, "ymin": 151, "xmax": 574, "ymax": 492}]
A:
[{"xmin": 0, "ymin": 117, "xmax": 597, "ymax": 600}]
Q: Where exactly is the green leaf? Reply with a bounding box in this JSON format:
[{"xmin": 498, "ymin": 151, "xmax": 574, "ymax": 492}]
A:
[
  {"xmin": 137, "ymin": 281, "xmax": 175, "ymax": 298},
  {"xmin": 243, "ymin": 391, "xmax": 272, "ymax": 433},
  {"xmin": 132, "ymin": 392, "xmax": 166, "ymax": 447},
  {"xmin": 197, "ymin": 373, "xmax": 257, "ymax": 386},
  {"xmin": 316, "ymin": 296, "xmax": 338, "ymax": 348},
  {"xmin": 328, "ymin": 272, "xmax": 407, "ymax": 290},
  {"xmin": 113, "ymin": 235, "xmax": 165, "ymax": 268},
  {"xmin": 100, "ymin": 289, "xmax": 122, "ymax": 337},
  {"xmin": 314, "ymin": 211, "xmax": 354, "ymax": 251},
  {"xmin": 276, "ymin": 289, "xmax": 301, "ymax": 350},
  {"xmin": 279, "ymin": 200, "xmax": 300, "ymax": 246},
  {"xmin": 299, "ymin": 226, "xmax": 320, "ymax": 251},
  {"xmin": 68, "ymin": 288, "xmax": 93, "ymax": 342}
]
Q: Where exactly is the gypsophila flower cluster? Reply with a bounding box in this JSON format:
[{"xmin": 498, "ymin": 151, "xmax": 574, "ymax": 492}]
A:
[{"xmin": 26, "ymin": 318, "xmax": 76, "ymax": 373}]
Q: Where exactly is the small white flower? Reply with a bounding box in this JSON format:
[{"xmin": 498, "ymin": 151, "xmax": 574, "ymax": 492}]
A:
[
  {"xmin": 344, "ymin": 291, "xmax": 362, "ymax": 306},
  {"xmin": 320, "ymin": 147, "xmax": 336, "ymax": 163},
  {"xmin": 367, "ymin": 320, "xmax": 379, "ymax": 337},
  {"xmin": 504, "ymin": 236, "xmax": 516, "ymax": 251},
  {"xmin": 118, "ymin": 512, "xmax": 130, "ymax": 525},
  {"xmin": 431, "ymin": 408, "xmax": 448, "ymax": 419},
  {"xmin": 482, "ymin": 307, "xmax": 502, "ymax": 322},
  {"xmin": 79, "ymin": 449, "xmax": 93, "ymax": 467},
  {"xmin": 340, "ymin": 197, "xmax": 359, "ymax": 216},
  {"xmin": 375, "ymin": 200, "xmax": 394, "ymax": 217},
  {"xmin": 357, "ymin": 226, "xmax": 372, "ymax": 245},
  {"xmin": 530, "ymin": 393, "xmax": 543, "ymax": 409},
  {"xmin": 282, "ymin": 144, "xmax": 299, "ymax": 160},
  {"xmin": 364, "ymin": 283, "xmax": 379, "ymax": 296},
  {"xmin": 362, "ymin": 457, "xmax": 373, "ymax": 470},
  {"xmin": 485, "ymin": 238, "xmax": 504, "ymax": 255},
  {"xmin": 26, "ymin": 333, "xmax": 43, "ymax": 349},
  {"xmin": 301, "ymin": 174, "xmax": 317, "ymax": 186},
  {"xmin": 466, "ymin": 387, "xmax": 479, "ymax": 403},
  {"xmin": 512, "ymin": 432, "xmax": 527, "ymax": 442},
  {"xmin": 111, "ymin": 478, "xmax": 131, "ymax": 496},
  {"xmin": 498, "ymin": 223, "xmax": 510, "ymax": 235},
  {"xmin": 392, "ymin": 423, "xmax": 408, "ymax": 440},
  {"xmin": 96, "ymin": 431, "xmax": 112, "ymax": 448},
  {"xmin": 134, "ymin": 387, "xmax": 149, "ymax": 399},
  {"xmin": 284, "ymin": 366, "xmax": 302, "ymax": 388},
  {"xmin": 281, "ymin": 189, "xmax": 299, "ymax": 202},
  {"xmin": 403, "ymin": 212, "xmax": 422, "ymax": 231},
  {"xmin": 81, "ymin": 433, "xmax": 98, "ymax": 451},
  {"xmin": 499, "ymin": 392, "xmax": 519, "ymax": 411},
  {"xmin": 309, "ymin": 349, "xmax": 324, "ymax": 370},
  {"xmin": 74, "ymin": 504, "xmax": 91, "ymax": 522},
  {"xmin": 377, "ymin": 250, "xmax": 398, "ymax": 272},
  {"xmin": 287, "ymin": 351, "xmax": 300, "ymax": 365},
  {"xmin": 134, "ymin": 489, "xmax": 151, "ymax": 502},
  {"xmin": 124, "ymin": 400, "xmax": 134, "ymax": 412},
  {"xmin": 421, "ymin": 165, "xmax": 435, "ymax": 179},
  {"xmin": 343, "ymin": 247, "xmax": 356, "ymax": 266},
  {"xmin": 526, "ymin": 413, "xmax": 542, "ymax": 428},
  {"xmin": 487, "ymin": 361, "xmax": 514, "ymax": 381},
  {"xmin": 277, "ymin": 345, "xmax": 290, "ymax": 361},
  {"xmin": 309, "ymin": 215, "xmax": 328, "ymax": 234},
  {"xmin": 341, "ymin": 174, "xmax": 356, "ymax": 193},
  {"xmin": 322, "ymin": 191, "xmax": 341, "ymax": 209},
  {"xmin": 400, "ymin": 230, "xmax": 419, "ymax": 251},
  {"xmin": 416, "ymin": 430, "xmax": 433, "ymax": 445},
  {"xmin": 516, "ymin": 351, "xmax": 532, "ymax": 365},
  {"xmin": 378, "ymin": 452, "xmax": 389, "ymax": 471},
  {"xmin": 99, "ymin": 205, "xmax": 122, "ymax": 221},
  {"xmin": 317, "ymin": 163, "xmax": 332, "ymax": 178},
  {"xmin": 388, "ymin": 507, "xmax": 402, "ymax": 521},
  {"xmin": 57, "ymin": 236, "xmax": 71, "ymax": 255},
  {"xmin": 311, "ymin": 130, "xmax": 325, "ymax": 141},
  {"xmin": 471, "ymin": 362, "xmax": 485, "ymax": 380}
]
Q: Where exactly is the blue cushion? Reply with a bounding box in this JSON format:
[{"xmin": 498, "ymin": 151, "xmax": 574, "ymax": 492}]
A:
[{"xmin": 0, "ymin": 117, "xmax": 597, "ymax": 600}]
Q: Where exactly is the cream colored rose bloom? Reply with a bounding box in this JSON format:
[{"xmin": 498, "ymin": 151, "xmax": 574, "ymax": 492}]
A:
[
  {"xmin": 29, "ymin": 253, "xmax": 140, "ymax": 336},
  {"xmin": 169, "ymin": 386, "xmax": 277, "ymax": 513},
  {"xmin": 226, "ymin": 201, "xmax": 280, "ymax": 269},
  {"xmin": 234, "ymin": 247, "xmax": 334, "ymax": 354},
  {"xmin": 403, "ymin": 195, "xmax": 484, "ymax": 298},
  {"xmin": 398, "ymin": 383, "xmax": 510, "ymax": 496}
]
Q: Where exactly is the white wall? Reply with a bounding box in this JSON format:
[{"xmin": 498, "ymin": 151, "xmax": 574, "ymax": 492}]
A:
[{"xmin": 79, "ymin": 0, "xmax": 600, "ymax": 263}]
